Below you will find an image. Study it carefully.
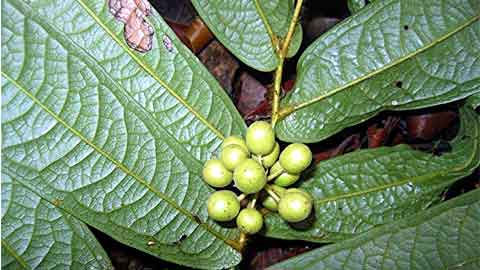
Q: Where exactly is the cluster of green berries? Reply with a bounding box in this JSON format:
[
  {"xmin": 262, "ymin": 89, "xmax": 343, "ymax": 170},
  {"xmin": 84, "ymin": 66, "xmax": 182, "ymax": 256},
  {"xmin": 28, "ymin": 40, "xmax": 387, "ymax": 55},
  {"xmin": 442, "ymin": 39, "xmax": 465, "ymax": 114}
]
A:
[{"xmin": 203, "ymin": 121, "xmax": 314, "ymax": 235}]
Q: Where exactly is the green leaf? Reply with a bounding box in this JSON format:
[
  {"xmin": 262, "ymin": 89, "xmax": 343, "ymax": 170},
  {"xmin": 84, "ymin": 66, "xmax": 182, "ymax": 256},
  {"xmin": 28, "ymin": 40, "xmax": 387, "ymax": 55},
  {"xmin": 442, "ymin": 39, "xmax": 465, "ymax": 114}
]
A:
[
  {"xmin": 265, "ymin": 107, "xmax": 480, "ymax": 242},
  {"xmin": 347, "ymin": 0, "xmax": 366, "ymax": 14},
  {"xmin": 1, "ymin": 173, "xmax": 113, "ymax": 270},
  {"xmin": 268, "ymin": 188, "xmax": 480, "ymax": 270},
  {"xmin": 467, "ymin": 93, "xmax": 480, "ymax": 109},
  {"xmin": 276, "ymin": 0, "xmax": 480, "ymax": 143},
  {"xmin": 191, "ymin": 0, "xmax": 303, "ymax": 71},
  {"xmin": 1, "ymin": 0, "xmax": 245, "ymax": 268}
]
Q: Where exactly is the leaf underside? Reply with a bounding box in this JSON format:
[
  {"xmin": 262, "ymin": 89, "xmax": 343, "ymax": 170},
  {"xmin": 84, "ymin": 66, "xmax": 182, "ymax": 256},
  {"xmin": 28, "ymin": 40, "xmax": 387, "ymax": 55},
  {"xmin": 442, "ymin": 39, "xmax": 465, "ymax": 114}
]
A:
[
  {"xmin": 265, "ymin": 107, "xmax": 480, "ymax": 242},
  {"xmin": 1, "ymin": 173, "xmax": 113, "ymax": 270},
  {"xmin": 1, "ymin": 0, "xmax": 246, "ymax": 268},
  {"xmin": 277, "ymin": 0, "xmax": 480, "ymax": 143},
  {"xmin": 268, "ymin": 188, "xmax": 480, "ymax": 270},
  {"xmin": 191, "ymin": 0, "xmax": 302, "ymax": 71}
]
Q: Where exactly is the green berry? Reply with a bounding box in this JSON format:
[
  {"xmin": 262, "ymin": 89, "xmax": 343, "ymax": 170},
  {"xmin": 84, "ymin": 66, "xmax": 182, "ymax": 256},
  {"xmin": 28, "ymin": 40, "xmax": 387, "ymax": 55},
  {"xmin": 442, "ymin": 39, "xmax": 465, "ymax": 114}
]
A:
[
  {"xmin": 233, "ymin": 159, "xmax": 266, "ymax": 194},
  {"xmin": 286, "ymin": 188, "xmax": 313, "ymax": 201},
  {"xmin": 222, "ymin": 135, "xmax": 249, "ymax": 153},
  {"xmin": 246, "ymin": 121, "xmax": 275, "ymax": 155},
  {"xmin": 278, "ymin": 191, "xmax": 313, "ymax": 223},
  {"xmin": 262, "ymin": 143, "xmax": 280, "ymax": 168},
  {"xmin": 274, "ymin": 172, "xmax": 300, "ymax": 187},
  {"xmin": 236, "ymin": 208, "xmax": 263, "ymax": 234},
  {"xmin": 262, "ymin": 185, "xmax": 286, "ymax": 211},
  {"xmin": 202, "ymin": 159, "xmax": 233, "ymax": 187},
  {"xmin": 221, "ymin": 144, "xmax": 249, "ymax": 171},
  {"xmin": 207, "ymin": 190, "xmax": 240, "ymax": 222},
  {"xmin": 279, "ymin": 143, "xmax": 312, "ymax": 174}
]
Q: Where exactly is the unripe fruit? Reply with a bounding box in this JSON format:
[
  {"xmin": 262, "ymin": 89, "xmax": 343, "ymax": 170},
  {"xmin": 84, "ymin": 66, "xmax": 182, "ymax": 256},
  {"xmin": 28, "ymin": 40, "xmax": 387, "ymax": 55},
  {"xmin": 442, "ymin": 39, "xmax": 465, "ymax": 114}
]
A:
[
  {"xmin": 274, "ymin": 172, "xmax": 300, "ymax": 187},
  {"xmin": 246, "ymin": 121, "xmax": 275, "ymax": 155},
  {"xmin": 286, "ymin": 188, "xmax": 313, "ymax": 201},
  {"xmin": 236, "ymin": 208, "xmax": 263, "ymax": 234},
  {"xmin": 278, "ymin": 191, "xmax": 313, "ymax": 223},
  {"xmin": 221, "ymin": 144, "xmax": 249, "ymax": 171},
  {"xmin": 202, "ymin": 159, "xmax": 233, "ymax": 187},
  {"xmin": 262, "ymin": 185, "xmax": 286, "ymax": 211},
  {"xmin": 262, "ymin": 143, "xmax": 280, "ymax": 168},
  {"xmin": 279, "ymin": 143, "xmax": 312, "ymax": 174},
  {"xmin": 233, "ymin": 159, "xmax": 266, "ymax": 194},
  {"xmin": 271, "ymin": 162, "xmax": 300, "ymax": 187},
  {"xmin": 207, "ymin": 190, "xmax": 240, "ymax": 222},
  {"xmin": 222, "ymin": 135, "xmax": 249, "ymax": 153}
]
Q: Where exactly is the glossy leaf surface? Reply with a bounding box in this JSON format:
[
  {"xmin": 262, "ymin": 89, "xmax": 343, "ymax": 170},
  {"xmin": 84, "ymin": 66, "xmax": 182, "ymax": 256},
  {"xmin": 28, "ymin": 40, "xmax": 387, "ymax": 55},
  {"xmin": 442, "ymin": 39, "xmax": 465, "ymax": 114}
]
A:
[
  {"xmin": 269, "ymin": 188, "xmax": 480, "ymax": 270},
  {"xmin": 191, "ymin": 0, "xmax": 302, "ymax": 71},
  {"xmin": 1, "ymin": 173, "xmax": 113, "ymax": 270},
  {"xmin": 276, "ymin": 0, "xmax": 480, "ymax": 143},
  {"xmin": 1, "ymin": 0, "xmax": 246, "ymax": 268},
  {"xmin": 265, "ymin": 107, "xmax": 480, "ymax": 242}
]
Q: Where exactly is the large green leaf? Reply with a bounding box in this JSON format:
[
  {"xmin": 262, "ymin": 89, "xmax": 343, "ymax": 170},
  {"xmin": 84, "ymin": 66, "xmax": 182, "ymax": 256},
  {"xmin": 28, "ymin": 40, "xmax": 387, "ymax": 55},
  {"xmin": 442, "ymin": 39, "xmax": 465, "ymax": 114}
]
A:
[
  {"xmin": 1, "ymin": 0, "xmax": 246, "ymax": 268},
  {"xmin": 265, "ymin": 107, "xmax": 480, "ymax": 242},
  {"xmin": 191, "ymin": 0, "xmax": 302, "ymax": 71},
  {"xmin": 269, "ymin": 188, "xmax": 480, "ymax": 270},
  {"xmin": 1, "ymin": 173, "xmax": 113, "ymax": 270},
  {"xmin": 276, "ymin": 0, "xmax": 480, "ymax": 143}
]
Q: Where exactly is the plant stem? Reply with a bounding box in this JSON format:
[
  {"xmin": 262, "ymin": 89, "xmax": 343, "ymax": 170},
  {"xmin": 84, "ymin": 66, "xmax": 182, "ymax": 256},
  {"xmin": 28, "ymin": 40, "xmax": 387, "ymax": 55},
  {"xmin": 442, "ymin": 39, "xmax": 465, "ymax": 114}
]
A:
[
  {"xmin": 267, "ymin": 167, "xmax": 284, "ymax": 181},
  {"xmin": 271, "ymin": 61, "xmax": 284, "ymax": 127},
  {"xmin": 264, "ymin": 185, "xmax": 281, "ymax": 202},
  {"xmin": 271, "ymin": 0, "xmax": 304, "ymax": 127},
  {"xmin": 237, "ymin": 193, "xmax": 247, "ymax": 202}
]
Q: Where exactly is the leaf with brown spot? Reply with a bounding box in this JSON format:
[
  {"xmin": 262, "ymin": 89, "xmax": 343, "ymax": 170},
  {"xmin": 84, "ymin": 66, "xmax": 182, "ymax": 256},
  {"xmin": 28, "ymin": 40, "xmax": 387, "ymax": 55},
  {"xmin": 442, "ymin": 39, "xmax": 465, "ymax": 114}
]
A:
[{"xmin": 109, "ymin": 0, "xmax": 154, "ymax": 52}]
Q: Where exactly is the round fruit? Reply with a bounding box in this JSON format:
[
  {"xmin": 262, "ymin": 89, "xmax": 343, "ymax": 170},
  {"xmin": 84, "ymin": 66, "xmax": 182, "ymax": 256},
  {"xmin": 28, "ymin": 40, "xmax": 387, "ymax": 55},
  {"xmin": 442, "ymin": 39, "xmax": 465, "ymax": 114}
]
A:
[
  {"xmin": 262, "ymin": 143, "xmax": 280, "ymax": 168},
  {"xmin": 202, "ymin": 159, "xmax": 233, "ymax": 187},
  {"xmin": 274, "ymin": 172, "xmax": 300, "ymax": 187},
  {"xmin": 286, "ymin": 188, "xmax": 313, "ymax": 201},
  {"xmin": 246, "ymin": 121, "xmax": 275, "ymax": 155},
  {"xmin": 222, "ymin": 135, "xmax": 249, "ymax": 153},
  {"xmin": 279, "ymin": 143, "xmax": 312, "ymax": 174},
  {"xmin": 207, "ymin": 190, "xmax": 240, "ymax": 222},
  {"xmin": 233, "ymin": 159, "xmax": 266, "ymax": 194},
  {"xmin": 221, "ymin": 144, "xmax": 249, "ymax": 171},
  {"xmin": 262, "ymin": 185, "xmax": 286, "ymax": 211},
  {"xmin": 236, "ymin": 208, "xmax": 263, "ymax": 234},
  {"xmin": 278, "ymin": 192, "xmax": 313, "ymax": 223}
]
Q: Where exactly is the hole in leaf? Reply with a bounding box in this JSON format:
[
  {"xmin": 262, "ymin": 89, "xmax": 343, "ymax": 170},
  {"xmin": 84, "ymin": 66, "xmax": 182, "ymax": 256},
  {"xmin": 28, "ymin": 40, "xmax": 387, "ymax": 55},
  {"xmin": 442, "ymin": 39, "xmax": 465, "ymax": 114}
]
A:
[
  {"xmin": 395, "ymin": 81, "xmax": 403, "ymax": 88},
  {"xmin": 403, "ymin": 25, "xmax": 409, "ymax": 30}
]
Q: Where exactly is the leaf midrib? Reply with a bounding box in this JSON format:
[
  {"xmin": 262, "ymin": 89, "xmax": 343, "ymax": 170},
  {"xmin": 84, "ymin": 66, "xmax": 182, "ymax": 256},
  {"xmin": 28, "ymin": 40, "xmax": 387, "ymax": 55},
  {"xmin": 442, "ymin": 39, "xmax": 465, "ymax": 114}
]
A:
[
  {"xmin": 281, "ymin": 14, "xmax": 480, "ymax": 117},
  {"xmin": 74, "ymin": 0, "xmax": 225, "ymax": 140},
  {"xmin": 1, "ymin": 72, "xmax": 238, "ymax": 250},
  {"xmin": 253, "ymin": 0, "xmax": 278, "ymax": 52},
  {"xmin": 1, "ymin": 239, "xmax": 30, "ymax": 270}
]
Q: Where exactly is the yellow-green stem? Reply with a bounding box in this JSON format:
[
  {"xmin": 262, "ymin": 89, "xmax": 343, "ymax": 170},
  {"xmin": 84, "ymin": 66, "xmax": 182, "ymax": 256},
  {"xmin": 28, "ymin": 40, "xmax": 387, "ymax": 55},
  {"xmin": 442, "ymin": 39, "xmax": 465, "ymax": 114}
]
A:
[
  {"xmin": 264, "ymin": 185, "xmax": 281, "ymax": 202},
  {"xmin": 271, "ymin": 0, "xmax": 303, "ymax": 127},
  {"xmin": 267, "ymin": 167, "xmax": 284, "ymax": 181},
  {"xmin": 271, "ymin": 60, "xmax": 284, "ymax": 127},
  {"xmin": 237, "ymin": 193, "xmax": 247, "ymax": 202}
]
